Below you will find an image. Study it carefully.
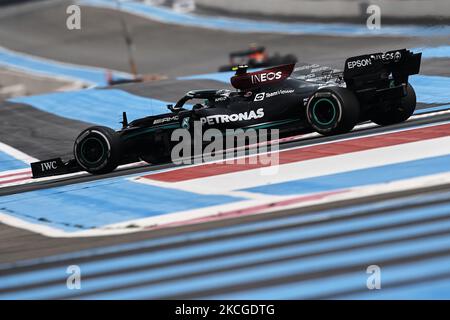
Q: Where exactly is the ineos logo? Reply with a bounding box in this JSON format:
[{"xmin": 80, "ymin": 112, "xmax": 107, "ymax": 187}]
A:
[
  {"xmin": 382, "ymin": 52, "xmax": 394, "ymax": 62},
  {"xmin": 251, "ymin": 71, "xmax": 283, "ymax": 84},
  {"xmin": 380, "ymin": 51, "xmax": 402, "ymax": 63},
  {"xmin": 41, "ymin": 161, "xmax": 58, "ymax": 171}
]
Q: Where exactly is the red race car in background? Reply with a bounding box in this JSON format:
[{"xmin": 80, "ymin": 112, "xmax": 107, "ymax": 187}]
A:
[{"xmin": 218, "ymin": 44, "xmax": 298, "ymax": 72}]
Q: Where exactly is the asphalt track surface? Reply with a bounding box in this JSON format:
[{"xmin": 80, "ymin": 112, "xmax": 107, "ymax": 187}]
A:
[
  {"xmin": 0, "ymin": 0, "xmax": 449, "ymax": 77},
  {"xmin": 0, "ymin": 79, "xmax": 229, "ymax": 161},
  {"xmin": 1, "ymin": 0, "xmax": 450, "ymax": 298},
  {"xmin": 3, "ymin": 183, "xmax": 450, "ymax": 299},
  {"xmin": 1, "ymin": 109, "xmax": 449, "ymax": 197}
]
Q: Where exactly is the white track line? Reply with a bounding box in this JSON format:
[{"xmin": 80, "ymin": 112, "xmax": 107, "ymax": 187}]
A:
[
  {"xmin": 0, "ymin": 141, "xmax": 38, "ymax": 164},
  {"xmin": 1, "ymin": 112, "xmax": 450, "ymax": 190},
  {"xmin": 135, "ymin": 136, "xmax": 450, "ymax": 195},
  {"xmin": 97, "ymin": 172, "xmax": 450, "ymax": 235},
  {"xmin": 5, "ymin": 171, "xmax": 449, "ymax": 238}
]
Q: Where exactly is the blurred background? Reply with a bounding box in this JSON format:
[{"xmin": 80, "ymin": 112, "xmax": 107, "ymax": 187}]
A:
[{"xmin": 0, "ymin": 0, "xmax": 449, "ymax": 96}]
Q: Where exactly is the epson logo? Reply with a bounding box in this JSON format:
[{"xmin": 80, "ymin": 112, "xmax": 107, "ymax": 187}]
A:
[
  {"xmin": 347, "ymin": 58, "xmax": 372, "ymax": 69},
  {"xmin": 201, "ymin": 108, "xmax": 264, "ymax": 125},
  {"xmin": 41, "ymin": 161, "xmax": 58, "ymax": 172},
  {"xmin": 251, "ymin": 71, "xmax": 282, "ymax": 84}
]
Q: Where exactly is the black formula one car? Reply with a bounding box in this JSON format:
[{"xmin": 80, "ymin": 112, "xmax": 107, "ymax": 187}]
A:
[
  {"xmin": 31, "ymin": 49, "xmax": 421, "ymax": 178},
  {"xmin": 218, "ymin": 46, "xmax": 298, "ymax": 72}
]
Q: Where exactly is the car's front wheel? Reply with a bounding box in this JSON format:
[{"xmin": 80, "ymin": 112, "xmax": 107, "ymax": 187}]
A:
[
  {"xmin": 306, "ymin": 86, "xmax": 360, "ymax": 135},
  {"xmin": 74, "ymin": 126, "xmax": 121, "ymax": 174}
]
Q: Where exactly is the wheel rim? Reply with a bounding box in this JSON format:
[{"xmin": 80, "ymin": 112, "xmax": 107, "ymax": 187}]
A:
[
  {"xmin": 312, "ymin": 98, "xmax": 337, "ymax": 126},
  {"xmin": 79, "ymin": 137, "xmax": 106, "ymax": 165}
]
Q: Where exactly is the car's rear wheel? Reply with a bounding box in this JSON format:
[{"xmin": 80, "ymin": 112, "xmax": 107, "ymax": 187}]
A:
[
  {"xmin": 74, "ymin": 126, "xmax": 121, "ymax": 174},
  {"xmin": 370, "ymin": 83, "xmax": 416, "ymax": 126},
  {"xmin": 306, "ymin": 86, "xmax": 360, "ymax": 135}
]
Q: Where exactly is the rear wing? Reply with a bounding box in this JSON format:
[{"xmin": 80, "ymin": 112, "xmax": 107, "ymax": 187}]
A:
[
  {"xmin": 230, "ymin": 63, "xmax": 295, "ymax": 90},
  {"xmin": 343, "ymin": 49, "xmax": 421, "ymax": 101}
]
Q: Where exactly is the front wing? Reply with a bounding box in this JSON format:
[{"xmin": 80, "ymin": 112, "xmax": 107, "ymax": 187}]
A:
[{"xmin": 31, "ymin": 158, "xmax": 81, "ymax": 179}]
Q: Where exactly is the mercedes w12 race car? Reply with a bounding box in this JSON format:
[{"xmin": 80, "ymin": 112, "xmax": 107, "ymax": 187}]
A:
[
  {"xmin": 218, "ymin": 45, "xmax": 298, "ymax": 72},
  {"xmin": 31, "ymin": 48, "xmax": 421, "ymax": 178}
]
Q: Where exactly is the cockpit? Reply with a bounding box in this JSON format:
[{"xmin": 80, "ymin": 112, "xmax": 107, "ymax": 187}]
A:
[{"xmin": 168, "ymin": 89, "xmax": 233, "ymax": 112}]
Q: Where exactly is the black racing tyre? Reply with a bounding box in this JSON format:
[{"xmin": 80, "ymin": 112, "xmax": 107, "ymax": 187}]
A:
[
  {"xmin": 73, "ymin": 126, "xmax": 121, "ymax": 174},
  {"xmin": 306, "ymin": 86, "xmax": 360, "ymax": 135},
  {"xmin": 370, "ymin": 83, "xmax": 416, "ymax": 126}
]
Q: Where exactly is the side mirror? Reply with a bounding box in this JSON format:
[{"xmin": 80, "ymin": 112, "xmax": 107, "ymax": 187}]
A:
[{"xmin": 167, "ymin": 104, "xmax": 175, "ymax": 112}]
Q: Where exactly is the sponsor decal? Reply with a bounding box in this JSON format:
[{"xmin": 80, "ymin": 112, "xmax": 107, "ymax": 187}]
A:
[
  {"xmin": 153, "ymin": 115, "xmax": 179, "ymax": 125},
  {"xmin": 347, "ymin": 58, "xmax": 372, "ymax": 69},
  {"xmin": 254, "ymin": 89, "xmax": 294, "ymax": 101},
  {"xmin": 31, "ymin": 157, "xmax": 65, "ymax": 178},
  {"xmin": 41, "ymin": 160, "xmax": 58, "ymax": 171},
  {"xmin": 380, "ymin": 51, "xmax": 400, "ymax": 63},
  {"xmin": 295, "ymin": 64, "xmax": 320, "ymax": 71},
  {"xmin": 311, "ymin": 66, "xmax": 330, "ymax": 73},
  {"xmin": 181, "ymin": 117, "xmax": 190, "ymax": 129},
  {"xmin": 370, "ymin": 51, "xmax": 402, "ymax": 63},
  {"xmin": 251, "ymin": 71, "xmax": 283, "ymax": 84},
  {"xmin": 200, "ymin": 108, "xmax": 264, "ymax": 125},
  {"xmin": 254, "ymin": 92, "xmax": 265, "ymax": 101},
  {"xmin": 231, "ymin": 64, "xmax": 294, "ymax": 90},
  {"xmin": 265, "ymin": 89, "xmax": 295, "ymax": 98},
  {"xmin": 215, "ymin": 90, "xmax": 231, "ymax": 102},
  {"xmin": 215, "ymin": 96, "xmax": 228, "ymax": 102}
]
